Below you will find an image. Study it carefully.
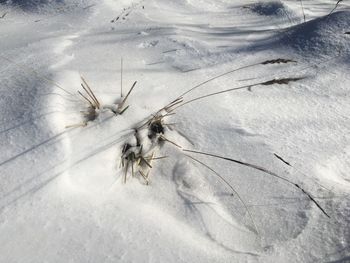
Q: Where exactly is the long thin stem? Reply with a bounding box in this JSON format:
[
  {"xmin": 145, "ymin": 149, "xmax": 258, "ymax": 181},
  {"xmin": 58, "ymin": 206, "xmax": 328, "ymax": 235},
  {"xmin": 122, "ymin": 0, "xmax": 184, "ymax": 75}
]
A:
[
  {"xmin": 78, "ymin": 91, "xmax": 94, "ymax": 107},
  {"xmin": 173, "ymin": 77, "xmax": 304, "ymax": 111},
  {"xmin": 121, "ymin": 58, "xmax": 123, "ymax": 97},
  {"xmin": 131, "ymin": 161, "xmax": 135, "ymax": 177},
  {"xmin": 164, "ymin": 97, "xmax": 184, "ymax": 112},
  {"xmin": 177, "ymin": 83, "xmax": 253, "ymax": 109},
  {"xmin": 145, "ymin": 156, "xmax": 168, "ymax": 161},
  {"xmin": 140, "ymin": 156, "xmax": 153, "ymax": 169},
  {"xmin": 300, "ymin": 0, "xmax": 306, "ymax": 22},
  {"xmin": 136, "ymin": 105, "xmax": 178, "ymax": 130},
  {"xmin": 120, "ymin": 81, "xmax": 137, "ymax": 109},
  {"xmin": 179, "ymin": 58, "xmax": 296, "ymax": 97},
  {"xmin": 124, "ymin": 160, "xmax": 129, "ymax": 183},
  {"xmin": 328, "ymin": 0, "xmax": 343, "ymax": 16},
  {"xmin": 160, "ymin": 135, "xmax": 183, "ymax": 148},
  {"xmin": 183, "ymin": 149, "xmax": 330, "ymax": 218},
  {"xmin": 81, "ymin": 76, "xmax": 100, "ymax": 108},
  {"xmin": 81, "ymin": 83, "xmax": 98, "ymax": 107},
  {"xmin": 139, "ymin": 170, "xmax": 149, "ymax": 184},
  {"xmin": 185, "ymin": 154, "xmax": 259, "ymax": 235},
  {"xmin": 273, "ymin": 153, "xmax": 331, "ymax": 191},
  {"xmin": 146, "ymin": 151, "xmax": 155, "ymax": 181}
]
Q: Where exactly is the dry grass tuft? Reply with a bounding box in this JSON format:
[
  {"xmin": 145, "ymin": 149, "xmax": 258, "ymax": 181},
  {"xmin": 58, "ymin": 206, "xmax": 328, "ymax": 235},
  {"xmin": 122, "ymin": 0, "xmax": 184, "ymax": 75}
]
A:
[{"xmin": 66, "ymin": 75, "xmax": 137, "ymax": 128}]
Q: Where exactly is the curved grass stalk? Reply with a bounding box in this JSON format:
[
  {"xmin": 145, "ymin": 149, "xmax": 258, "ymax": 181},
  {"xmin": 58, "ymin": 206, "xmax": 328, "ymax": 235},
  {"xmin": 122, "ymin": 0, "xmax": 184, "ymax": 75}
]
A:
[
  {"xmin": 179, "ymin": 58, "xmax": 296, "ymax": 97},
  {"xmin": 183, "ymin": 149, "xmax": 330, "ymax": 218},
  {"xmin": 185, "ymin": 154, "xmax": 259, "ymax": 235},
  {"xmin": 172, "ymin": 77, "xmax": 305, "ymax": 111}
]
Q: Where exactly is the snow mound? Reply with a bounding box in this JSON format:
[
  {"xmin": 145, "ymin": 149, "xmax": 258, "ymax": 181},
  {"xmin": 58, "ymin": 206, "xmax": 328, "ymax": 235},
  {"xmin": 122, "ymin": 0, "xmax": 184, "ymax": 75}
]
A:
[
  {"xmin": 280, "ymin": 11, "xmax": 350, "ymax": 58},
  {"xmin": 245, "ymin": 1, "xmax": 292, "ymax": 17}
]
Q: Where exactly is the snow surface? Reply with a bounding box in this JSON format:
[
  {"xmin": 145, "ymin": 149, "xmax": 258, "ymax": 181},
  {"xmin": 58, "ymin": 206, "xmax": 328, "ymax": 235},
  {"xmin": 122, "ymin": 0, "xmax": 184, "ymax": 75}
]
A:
[{"xmin": 0, "ymin": 0, "xmax": 350, "ymax": 262}]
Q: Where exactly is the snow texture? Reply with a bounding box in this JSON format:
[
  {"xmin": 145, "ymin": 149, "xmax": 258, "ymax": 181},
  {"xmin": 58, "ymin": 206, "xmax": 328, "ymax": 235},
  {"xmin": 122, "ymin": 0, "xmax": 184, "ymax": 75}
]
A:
[{"xmin": 0, "ymin": 0, "xmax": 349, "ymax": 262}]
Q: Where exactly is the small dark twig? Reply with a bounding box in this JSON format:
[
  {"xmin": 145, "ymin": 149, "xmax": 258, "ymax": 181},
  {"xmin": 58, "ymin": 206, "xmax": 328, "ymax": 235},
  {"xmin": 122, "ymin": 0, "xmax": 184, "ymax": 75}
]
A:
[
  {"xmin": 328, "ymin": 0, "xmax": 343, "ymax": 16},
  {"xmin": 273, "ymin": 153, "xmax": 331, "ymax": 191},
  {"xmin": 274, "ymin": 153, "xmax": 291, "ymax": 166}
]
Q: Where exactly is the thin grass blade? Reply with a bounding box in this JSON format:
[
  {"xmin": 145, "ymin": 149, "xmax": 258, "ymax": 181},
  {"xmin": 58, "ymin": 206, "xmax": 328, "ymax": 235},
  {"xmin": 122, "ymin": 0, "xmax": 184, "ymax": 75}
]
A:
[
  {"xmin": 81, "ymin": 76, "xmax": 100, "ymax": 108},
  {"xmin": 120, "ymin": 81, "xmax": 137, "ymax": 108},
  {"xmin": 185, "ymin": 154, "xmax": 259, "ymax": 235},
  {"xmin": 179, "ymin": 59, "xmax": 297, "ymax": 97},
  {"xmin": 183, "ymin": 149, "xmax": 330, "ymax": 218}
]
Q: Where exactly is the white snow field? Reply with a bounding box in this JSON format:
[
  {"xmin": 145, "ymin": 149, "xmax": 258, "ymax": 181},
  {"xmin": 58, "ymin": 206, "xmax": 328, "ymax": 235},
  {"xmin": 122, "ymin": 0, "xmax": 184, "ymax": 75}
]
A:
[{"xmin": 0, "ymin": 0, "xmax": 349, "ymax": 262}]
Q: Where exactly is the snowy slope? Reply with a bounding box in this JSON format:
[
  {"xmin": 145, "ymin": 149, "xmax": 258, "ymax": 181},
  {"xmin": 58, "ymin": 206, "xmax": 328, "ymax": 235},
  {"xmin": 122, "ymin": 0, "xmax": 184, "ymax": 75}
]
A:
[{"xmin": 0, "ymin": 0, "xmax": 350, "ymax": 262}]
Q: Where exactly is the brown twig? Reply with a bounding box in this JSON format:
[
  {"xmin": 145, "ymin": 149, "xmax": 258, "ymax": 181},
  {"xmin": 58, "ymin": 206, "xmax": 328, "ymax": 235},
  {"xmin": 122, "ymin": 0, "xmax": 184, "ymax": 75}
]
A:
[
  {"xmin": 120, "ymin": 81, "xmax": 137, "ymax": 109},
  {"xmin": 81, "ymin": 76, "xmax": 100, "ymax": 108},
  {"xmin": 78, "ymin": 91, "xmax": 95, "ymax": 108}
]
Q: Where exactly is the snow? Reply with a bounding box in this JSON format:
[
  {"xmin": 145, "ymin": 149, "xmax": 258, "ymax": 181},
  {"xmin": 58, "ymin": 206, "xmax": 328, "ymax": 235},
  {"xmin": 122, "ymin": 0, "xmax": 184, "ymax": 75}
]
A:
[{"xmin": 0, "ymin": 0, "xmax": 350, "ymax": 262}]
